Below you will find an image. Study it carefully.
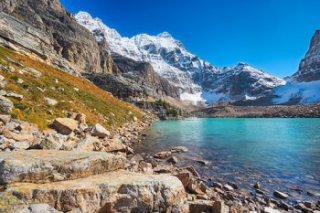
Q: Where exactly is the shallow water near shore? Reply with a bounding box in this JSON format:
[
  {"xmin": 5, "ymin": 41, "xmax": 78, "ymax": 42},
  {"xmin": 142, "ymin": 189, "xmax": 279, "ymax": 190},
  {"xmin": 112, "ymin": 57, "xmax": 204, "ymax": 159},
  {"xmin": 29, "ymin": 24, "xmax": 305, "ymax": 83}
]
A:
[{"xmin": 135, "ymin": 118, "xmax": 320, "ymax": 202}]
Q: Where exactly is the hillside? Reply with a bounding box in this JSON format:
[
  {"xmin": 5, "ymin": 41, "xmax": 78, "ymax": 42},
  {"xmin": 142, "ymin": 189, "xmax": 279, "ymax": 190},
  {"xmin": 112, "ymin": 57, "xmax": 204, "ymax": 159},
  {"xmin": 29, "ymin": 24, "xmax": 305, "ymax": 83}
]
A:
[{"xmin": 0, "ymin": 46, "xmax": 142, "ymax": 130}]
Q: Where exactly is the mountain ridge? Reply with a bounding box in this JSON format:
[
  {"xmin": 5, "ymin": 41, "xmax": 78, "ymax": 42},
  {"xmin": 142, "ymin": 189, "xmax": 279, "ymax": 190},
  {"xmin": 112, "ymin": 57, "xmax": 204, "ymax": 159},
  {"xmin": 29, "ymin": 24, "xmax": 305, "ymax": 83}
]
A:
[{"xmin": 76, "ymin": 11, "xmax": 286, "ymax": 105}]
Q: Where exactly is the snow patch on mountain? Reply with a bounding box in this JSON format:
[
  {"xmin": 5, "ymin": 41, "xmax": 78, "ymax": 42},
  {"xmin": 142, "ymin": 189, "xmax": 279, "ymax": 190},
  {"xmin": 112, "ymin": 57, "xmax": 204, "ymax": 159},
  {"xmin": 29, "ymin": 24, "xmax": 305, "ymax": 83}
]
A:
[{"xmin": 273, "ymin": 80, "xmax": 320, "ymax": 104}]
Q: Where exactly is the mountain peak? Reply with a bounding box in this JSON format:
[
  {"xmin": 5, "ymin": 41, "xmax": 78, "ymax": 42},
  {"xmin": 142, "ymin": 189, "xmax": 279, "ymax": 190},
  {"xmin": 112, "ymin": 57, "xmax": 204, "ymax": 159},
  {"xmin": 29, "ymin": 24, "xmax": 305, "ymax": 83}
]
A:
[
  {"xmin": 236, "ymin": 62, "xmax": 249, "ymax": 68},
  {"xmin": 157, "ymin": 32, "xmax": 173, "ymax": 39},
  {"xmin": 75, "ymin": 11, "xmax": 92, "ymax": 19},
  {"xmin": 76, "ymin": 11, "xmax": 285, "ymax": 104}
]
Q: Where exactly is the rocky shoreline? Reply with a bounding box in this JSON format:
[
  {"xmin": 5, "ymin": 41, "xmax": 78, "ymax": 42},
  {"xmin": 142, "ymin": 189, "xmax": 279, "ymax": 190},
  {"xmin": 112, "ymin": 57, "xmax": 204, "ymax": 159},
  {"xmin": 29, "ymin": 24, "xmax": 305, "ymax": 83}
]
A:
[
  {"xmin": 1, "ymin": 113, "xmax": 320, "ymax": 212},
  {"xmin": 131, "ymin": 142, "xmax": 320, "ymax": 213},
  {"xmin": 193, "ymin": 105, "xmax": 320, "ymax": 118}
]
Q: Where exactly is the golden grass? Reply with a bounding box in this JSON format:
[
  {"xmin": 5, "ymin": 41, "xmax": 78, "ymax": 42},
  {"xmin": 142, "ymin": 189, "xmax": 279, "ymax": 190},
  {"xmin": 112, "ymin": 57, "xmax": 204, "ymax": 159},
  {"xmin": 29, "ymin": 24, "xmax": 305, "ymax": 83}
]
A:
[{"xmin": 0, "ymin": 47, "xmax": 143, "ymax": 130}]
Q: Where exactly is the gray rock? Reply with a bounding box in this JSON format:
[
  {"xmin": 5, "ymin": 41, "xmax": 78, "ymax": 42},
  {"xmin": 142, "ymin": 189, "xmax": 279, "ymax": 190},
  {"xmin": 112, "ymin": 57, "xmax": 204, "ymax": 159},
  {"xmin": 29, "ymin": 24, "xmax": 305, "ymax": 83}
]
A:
[
  {"xmin": 17, "ymin": 78, "xmax": 24, "ymax": 84},
  {"xmin": 74, "ymin": 135, "xmax": 100, "ymax": 151},
  {"xmin": 0, "ymin": 90, "xmax": 7, "ymax": 96},
  {"xmin": 171, "ymin": 146, "xmax": 189, "ymax": 153},
  {"xmin": 212, "ymin": 201, "xmax": 229, "ymax": 213},
  {"xmin": 4, "ymin": 92, "xmax": 23, "ymax": 100},
  {"xmin": 20, "ymin": 67, "xmax": 42, "ymax": 78},
  {"xmin": 167, "ymin": 156, "xmax": 178, "ymax": 164},
  {"xmin": 11, "ymin": 141, "xmax": 30, "ymax": 150},
  {"xmin": 307, "ymin": 190, "xmax": 320, "ymax": 197},
  {"xmin": 44, "ymin": 97, "xmax": 58, "ymax": 106},
  {"xmin": 295, "ymin": 203, "xmax": 313, "ymax": 212},
  {"xmin": 3, "ymin": 171, "xmax": 188, "ymax": 213},
  {"xmin": 0, "ymin": 150, "xmax": 127, "ymax": 184},
  {"xmin": 0, "ymin": 114, "xmax": 11, "ymax": 124},
  {"xmin": 263, "ymin": 207, "xmax": 281, "ymax": 213},
  {"xmin": 0, "ymin": 95, "xmax": 13, "ymax": 113},
  {"xmin": 52, "ymin": 118, "xmax": 78, "ymax": 135},
  {"xmin": 16, "ymin": 204, "xmax": 62, "ymax": 213},
  {"xmin": 75, "ymin": 113, "xmax": 86, "ymax": 124},
  {"xmin": 40, "ymin": 133, "xmax": 64, "ymax": 150},
  {"xmin": 254, "ymin": 181, "xmax": 261, "ymax": 189},
  {"xmin": 91, "ymin": 123, "xmax": 110, "ymax": 138},
  {"xmin": 0, "ymin": 74, "xmax": 4, "ymax": 81},
  {"xmin": 0, "ymin": 80, "xmax": 6, "ymax": 88},
  {"xmin": 223, "ymin": 184, "xmax": 234, "ymax": 191},
  {"xmin": 154, "ymin": 150, "xmax": 172, "ymax": 159},
  {"xmin": 212, "ymin": 181, "xmax": 223, "ymax": 189},
  {"xmin": 103, "ymin": 138, "xmax": 127, "ymax": 152},
  {"xmin": 273, "ymin": 190, "xmax": 288, "ymax": 199},
  {"xmin": 189, "ymin": 200, "xmax": 214, "ymax": 213}
]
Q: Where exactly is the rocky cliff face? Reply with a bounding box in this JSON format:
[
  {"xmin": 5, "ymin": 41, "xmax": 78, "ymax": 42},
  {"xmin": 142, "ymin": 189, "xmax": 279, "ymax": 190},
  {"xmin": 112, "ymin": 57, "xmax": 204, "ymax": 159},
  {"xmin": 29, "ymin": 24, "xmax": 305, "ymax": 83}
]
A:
[
  {"xmin": 84, "ymin": 54, "xmax": 181, "ymax": 103},
  {"xmin": 0, "ymin": 0, "xmax": 113, "ymax": 74},
  {"xmin": 272, "ymin": 30, "xmax": 320, "ymax": 105},
  {"xmin": 292, "ymin": 30, "xmax": 320, "ymax": 82}
]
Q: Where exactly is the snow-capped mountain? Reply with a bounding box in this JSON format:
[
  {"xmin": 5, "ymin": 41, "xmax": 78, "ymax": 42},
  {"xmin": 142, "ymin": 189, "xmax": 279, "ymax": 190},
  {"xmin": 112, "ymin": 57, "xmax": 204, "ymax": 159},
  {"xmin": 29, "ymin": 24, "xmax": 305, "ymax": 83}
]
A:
[
  {"xmin": 76, "ymin": 11, "xmax": 285, "ymax": 104},
  {"xmin": 200, "ymin": 62, "xmax": 286, "ymax": 103}
]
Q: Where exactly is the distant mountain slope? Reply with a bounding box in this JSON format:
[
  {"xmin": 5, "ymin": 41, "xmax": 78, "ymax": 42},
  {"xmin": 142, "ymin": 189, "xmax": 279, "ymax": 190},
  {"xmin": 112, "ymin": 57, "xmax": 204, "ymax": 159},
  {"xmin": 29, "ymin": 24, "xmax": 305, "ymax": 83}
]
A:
[{"xmin": 76, "ymin": 11, "xmax": 285, "ymax": 104}]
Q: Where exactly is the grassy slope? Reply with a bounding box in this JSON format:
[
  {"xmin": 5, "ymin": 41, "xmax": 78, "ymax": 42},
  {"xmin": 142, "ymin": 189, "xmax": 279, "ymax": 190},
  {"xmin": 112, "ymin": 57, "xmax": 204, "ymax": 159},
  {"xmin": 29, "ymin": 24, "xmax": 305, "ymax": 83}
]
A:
[{"xmin": 0, "ymin": 47, "xmax": 143, "ymax": 130}]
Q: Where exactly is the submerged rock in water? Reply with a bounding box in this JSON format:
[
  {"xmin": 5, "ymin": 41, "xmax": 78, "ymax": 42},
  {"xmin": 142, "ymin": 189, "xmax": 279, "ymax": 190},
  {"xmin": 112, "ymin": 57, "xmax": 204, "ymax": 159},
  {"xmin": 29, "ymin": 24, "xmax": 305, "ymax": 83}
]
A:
[
  {"xmin": 154, "ymin": 150, "xmax": 172, "ymax": 159},
  {"xmin": 167, "ymin": 156, "xmax": 178, "ymax": 164},
  {"xmin": 307, "ymin": 190, "xmax": 320, "ymax": 197},
  {"xmin": 273, "ymin": 190, "xmax": 288, "ymax": 199},
  {"xmin": 171, "ymin": 146, "xmax": 189, "ymax": 153},
  {"xmin": 223, "ymin": 184, "xmax": 234, "ymax": 192}
]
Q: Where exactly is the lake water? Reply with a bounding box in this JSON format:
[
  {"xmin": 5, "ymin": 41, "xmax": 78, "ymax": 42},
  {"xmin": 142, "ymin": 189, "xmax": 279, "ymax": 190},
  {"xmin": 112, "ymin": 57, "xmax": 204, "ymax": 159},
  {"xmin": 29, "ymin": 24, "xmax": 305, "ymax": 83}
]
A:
[{"xmin": 135, "ymin": 118, "xmax": 320, "ymax": 202}]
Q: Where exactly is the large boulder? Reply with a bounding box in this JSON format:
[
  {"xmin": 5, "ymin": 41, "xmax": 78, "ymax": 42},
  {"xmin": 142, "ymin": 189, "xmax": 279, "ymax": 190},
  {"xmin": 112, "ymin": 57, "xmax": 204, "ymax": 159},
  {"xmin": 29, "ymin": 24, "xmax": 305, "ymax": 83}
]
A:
[
  {"xmin": 2, "ymin": 171, "xmax": 189, "ymax": 213},
  {"xmin": 0, "ymin": 150, "xmax": 127, "ymax": 184},
  {"xmin": 52, "ymin": 118, "xmax": 78, "ymax": 135}
]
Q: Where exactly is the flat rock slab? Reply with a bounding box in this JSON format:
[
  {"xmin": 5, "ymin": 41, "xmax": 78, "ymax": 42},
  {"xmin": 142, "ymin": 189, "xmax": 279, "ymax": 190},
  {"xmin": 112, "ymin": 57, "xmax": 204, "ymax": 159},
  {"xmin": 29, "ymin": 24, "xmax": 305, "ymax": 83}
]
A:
[
  {"xmin": 0, "ymin": 150, "xmax": 127, "ymax": 184},
  {"xmin": 2, "ymin": 171, "xmax": 188, "ymax": 213}
]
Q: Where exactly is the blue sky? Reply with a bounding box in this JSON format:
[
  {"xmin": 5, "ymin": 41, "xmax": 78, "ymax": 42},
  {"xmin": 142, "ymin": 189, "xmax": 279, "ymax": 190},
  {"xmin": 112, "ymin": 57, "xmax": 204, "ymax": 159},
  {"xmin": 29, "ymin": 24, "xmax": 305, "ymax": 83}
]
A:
[{"xmin": 61, "ymin": 0, "xmax": 320, "ymax": 77}]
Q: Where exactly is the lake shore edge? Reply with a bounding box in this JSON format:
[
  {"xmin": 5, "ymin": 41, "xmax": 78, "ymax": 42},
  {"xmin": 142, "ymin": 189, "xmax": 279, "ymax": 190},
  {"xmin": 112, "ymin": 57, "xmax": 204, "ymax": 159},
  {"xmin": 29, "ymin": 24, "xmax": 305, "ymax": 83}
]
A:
[{"xmin": 133, "ymin": 117, "xmax": 320, "ymax": 213}]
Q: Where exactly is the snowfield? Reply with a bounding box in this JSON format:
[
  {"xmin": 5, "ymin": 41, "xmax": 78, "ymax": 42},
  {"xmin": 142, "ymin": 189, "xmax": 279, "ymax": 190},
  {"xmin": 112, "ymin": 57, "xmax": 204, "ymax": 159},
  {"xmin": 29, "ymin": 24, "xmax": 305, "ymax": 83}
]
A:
[{"xmin": 273, "ymin": 80, "xmax": 320, "ymax": 104}]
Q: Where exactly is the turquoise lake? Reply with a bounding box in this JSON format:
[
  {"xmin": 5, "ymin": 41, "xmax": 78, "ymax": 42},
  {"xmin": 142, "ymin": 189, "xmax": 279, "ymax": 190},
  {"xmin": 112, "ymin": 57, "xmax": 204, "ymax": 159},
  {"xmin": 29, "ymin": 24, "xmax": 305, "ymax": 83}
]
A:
[{"xmin": 135, "ymin": 118, "xmax": 320, "ymax": 202}]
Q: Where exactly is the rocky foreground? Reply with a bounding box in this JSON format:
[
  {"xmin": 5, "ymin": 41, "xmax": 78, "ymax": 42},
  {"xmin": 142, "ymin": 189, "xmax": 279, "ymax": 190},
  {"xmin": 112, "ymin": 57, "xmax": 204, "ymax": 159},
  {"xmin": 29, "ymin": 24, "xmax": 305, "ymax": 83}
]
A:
[
  {"xmin": 1, "ymin": 113, "xmax": 320, "ymax": 212},
  {"xmin": 0, "ymin": 113, "xmax": 218, "ymax": 213}
]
